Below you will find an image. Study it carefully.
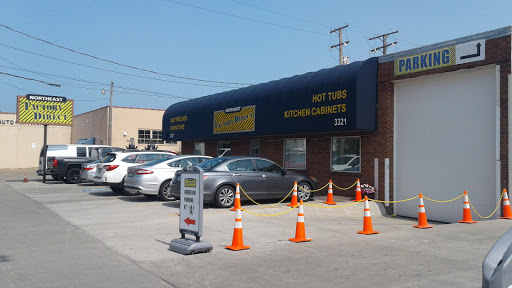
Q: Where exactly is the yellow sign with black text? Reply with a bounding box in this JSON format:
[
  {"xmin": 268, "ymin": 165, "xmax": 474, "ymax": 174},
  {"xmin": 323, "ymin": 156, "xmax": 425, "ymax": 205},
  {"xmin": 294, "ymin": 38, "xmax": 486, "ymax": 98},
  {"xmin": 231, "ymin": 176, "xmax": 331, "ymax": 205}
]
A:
[
  {"xmin": 394, "ymin": 46, "xmax": 456, "ymax": 76},
  {"xmin": 213, "ymin": 105, "xmax": 255, "ymax": 134},
  {"xmin": 16, "ymin": 95, "xmax": 73, "ymax": 126}
]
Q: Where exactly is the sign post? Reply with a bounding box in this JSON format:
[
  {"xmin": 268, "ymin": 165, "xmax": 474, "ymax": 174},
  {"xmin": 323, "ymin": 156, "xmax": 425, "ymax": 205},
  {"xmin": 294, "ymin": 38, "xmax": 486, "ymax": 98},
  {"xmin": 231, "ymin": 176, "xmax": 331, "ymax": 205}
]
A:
[{"xmin": 169, "ymin": 166, "xmax": 212, "ymax": 255}]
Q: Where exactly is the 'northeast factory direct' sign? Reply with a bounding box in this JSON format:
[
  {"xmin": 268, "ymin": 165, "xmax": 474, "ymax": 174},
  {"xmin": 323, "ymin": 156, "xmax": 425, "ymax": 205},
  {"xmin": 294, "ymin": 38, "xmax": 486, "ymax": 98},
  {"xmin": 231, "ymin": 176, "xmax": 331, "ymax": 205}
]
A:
[{"xmin": 16, "ymin": 94, "xmax": 73, "ymax": 126}]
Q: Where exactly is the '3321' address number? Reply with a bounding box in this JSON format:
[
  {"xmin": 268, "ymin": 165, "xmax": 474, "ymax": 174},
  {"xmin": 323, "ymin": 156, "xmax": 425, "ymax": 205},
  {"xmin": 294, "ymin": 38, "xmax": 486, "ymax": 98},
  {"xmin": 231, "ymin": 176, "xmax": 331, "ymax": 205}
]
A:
[{"xmin": 334, "ymin": 118, "xmax": 347, "ymax": 126}]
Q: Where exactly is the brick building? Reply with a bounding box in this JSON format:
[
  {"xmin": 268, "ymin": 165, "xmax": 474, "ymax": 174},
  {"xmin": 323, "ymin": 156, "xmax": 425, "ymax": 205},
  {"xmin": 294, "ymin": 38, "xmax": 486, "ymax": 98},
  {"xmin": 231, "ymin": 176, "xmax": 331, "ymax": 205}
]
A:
[{"xmin": 163, "ymin": 26, "xmax": 512, "ymax": 223}]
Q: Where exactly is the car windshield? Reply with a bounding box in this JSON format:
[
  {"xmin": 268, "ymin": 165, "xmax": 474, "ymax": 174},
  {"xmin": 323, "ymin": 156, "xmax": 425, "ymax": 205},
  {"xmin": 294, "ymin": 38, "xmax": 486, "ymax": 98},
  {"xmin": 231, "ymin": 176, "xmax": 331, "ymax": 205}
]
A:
[
  {"xmin": 141, "ymin": 156, "xmax": 178, "ymax": 166},
  {"xmin": 197, "ymin": 157, "xmax": 229, "ymax": 170},
  {"xmin": 100, "ymin": 154, "xmax": 116, "ymax": 163}
]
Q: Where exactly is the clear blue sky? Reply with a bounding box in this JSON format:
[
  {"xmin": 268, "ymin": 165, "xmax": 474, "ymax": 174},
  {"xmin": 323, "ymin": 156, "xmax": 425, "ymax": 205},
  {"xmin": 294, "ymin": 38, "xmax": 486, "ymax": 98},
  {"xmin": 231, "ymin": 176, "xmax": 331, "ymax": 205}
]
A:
[{"xmin": 1, "ymin": 0, "xmax": 511, "ymax": 115}]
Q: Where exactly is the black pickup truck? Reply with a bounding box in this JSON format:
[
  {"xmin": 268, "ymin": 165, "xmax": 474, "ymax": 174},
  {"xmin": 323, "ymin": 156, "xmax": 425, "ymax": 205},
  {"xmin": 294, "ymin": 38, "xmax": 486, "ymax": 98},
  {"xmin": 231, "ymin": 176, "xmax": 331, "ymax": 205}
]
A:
[{"xmin": 47, "ymin": 147, "xmax": 123, "ymax": 184}]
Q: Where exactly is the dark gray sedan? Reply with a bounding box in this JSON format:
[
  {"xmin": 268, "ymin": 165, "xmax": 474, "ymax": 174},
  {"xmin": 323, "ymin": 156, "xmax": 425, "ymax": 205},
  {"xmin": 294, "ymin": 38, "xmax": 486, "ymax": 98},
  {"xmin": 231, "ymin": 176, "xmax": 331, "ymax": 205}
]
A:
[{"xmin": 170, "ymin": 156, "xmax": 319, "ymax": 208}]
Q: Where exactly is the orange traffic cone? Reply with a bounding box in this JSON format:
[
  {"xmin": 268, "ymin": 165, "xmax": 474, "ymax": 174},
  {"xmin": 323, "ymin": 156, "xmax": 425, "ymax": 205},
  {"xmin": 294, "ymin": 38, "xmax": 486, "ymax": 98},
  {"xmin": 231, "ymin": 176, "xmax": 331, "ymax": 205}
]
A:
[
  {"xmin": 289, "ymin": 200, "xmax": 311, "ymax": 242},
  {"xmin": 323, "ymin": 180, "xmax": 336, "ymax": 205},
  {"xmin": 225, "ymin": 208, "xmax": 250, "ymax": 251},
  {"xmin": 358, "ymin": 196, "xmax": 379, "ymax": 235},
  {"xmin": 413, "ymin": 193, "xmax": 433, "ymax": 228},
  {"xmin": 458, "ymin": 191, "xmax": 477, "ymax": 224},
  {"xmin": 352, "ymin": 179, "xmax": 362, "ymax": 201},
  {"xmin": 23, "ymin": 174, "xmax": 28, "ymax": 183},
  {"xmin": 287, "ymin": 181, "xmax": 299, "ymax": 208},
  {"xmin": 230, "ymin": 183, "xmax": 244, "ymax": 211},
  {"xmin": 500, "ymin": 189, "xmax": 512, "ymax": 219}
]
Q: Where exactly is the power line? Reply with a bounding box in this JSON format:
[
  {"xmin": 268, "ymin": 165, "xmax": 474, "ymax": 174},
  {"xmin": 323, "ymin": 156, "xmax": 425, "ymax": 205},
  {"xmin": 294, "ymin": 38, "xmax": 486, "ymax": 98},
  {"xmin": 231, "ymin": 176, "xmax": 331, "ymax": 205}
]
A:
[
  {"xmin": 0, "ymin": 72, "xmax": 61, "ymax": 87},
  {"xmin": 230, "ymin": 0, "xmax": 331, "ymax": 29},
  {"xmin": 0, "ymin": 80, "xmax": 36, "ymax": 94},
  {"xmin": 163, "ymin": 0, "xmax": 325, "ymax": 36},
  {"xmin": 0, "ymin": 23, "xmax": 253, "ymax": 86},
  {"xmin": 369, "ymin": 30, "xmax": 399, "ymax": 55},
  {"xmin": 0, "ymin": 43, "xmax": 239, "ymax": 88}
]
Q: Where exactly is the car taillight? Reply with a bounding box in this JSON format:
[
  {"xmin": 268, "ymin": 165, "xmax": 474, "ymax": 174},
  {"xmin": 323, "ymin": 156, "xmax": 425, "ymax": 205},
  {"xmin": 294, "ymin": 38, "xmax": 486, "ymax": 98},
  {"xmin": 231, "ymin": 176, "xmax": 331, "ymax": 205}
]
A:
[
  {"xmin": 105, "ymin": 165, "xmax": 119, "ymax": 171},
  {"xmin": 52, "ymin": 159, "xmax": 58, "ymax": 168},
  {"xmin": 84, "ymin": 167, "xmax": 94, "ymax": 171},
  {"xmin": 135, "ymin": 169, "xmax": 154, "ymax": 174}
]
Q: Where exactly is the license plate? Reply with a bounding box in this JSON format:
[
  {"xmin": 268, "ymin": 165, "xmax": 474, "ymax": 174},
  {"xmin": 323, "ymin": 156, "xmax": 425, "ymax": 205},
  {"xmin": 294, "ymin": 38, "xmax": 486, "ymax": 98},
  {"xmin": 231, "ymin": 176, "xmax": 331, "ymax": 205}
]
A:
[{"xmin": 128, "ymin": 172, "xmax": 134, "ymax": 177}]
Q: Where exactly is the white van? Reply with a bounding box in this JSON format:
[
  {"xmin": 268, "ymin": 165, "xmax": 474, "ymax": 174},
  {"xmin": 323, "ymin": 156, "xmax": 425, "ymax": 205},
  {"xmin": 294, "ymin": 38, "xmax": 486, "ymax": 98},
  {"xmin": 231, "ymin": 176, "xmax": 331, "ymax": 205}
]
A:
[{"xmin": 37, "ymin": 144, "xmax": 120, "ymax": 178}]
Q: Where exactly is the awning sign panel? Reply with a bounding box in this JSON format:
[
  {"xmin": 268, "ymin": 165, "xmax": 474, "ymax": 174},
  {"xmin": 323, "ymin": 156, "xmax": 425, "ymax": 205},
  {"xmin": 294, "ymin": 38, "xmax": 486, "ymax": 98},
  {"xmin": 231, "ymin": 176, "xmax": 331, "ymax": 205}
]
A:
[
  {"xmin": 16, "ymin": 95, "xmax": 73, "ymax": 126},
  {"xmin": 213, "ymin": 105, "xmax": 255, "ymax": 134}
]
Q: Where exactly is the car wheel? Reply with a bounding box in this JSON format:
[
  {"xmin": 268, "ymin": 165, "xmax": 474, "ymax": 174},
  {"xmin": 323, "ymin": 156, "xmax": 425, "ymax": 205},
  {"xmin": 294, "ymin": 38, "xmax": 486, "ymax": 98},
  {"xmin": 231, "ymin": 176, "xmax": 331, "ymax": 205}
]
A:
[
  {"xmin": 65, "ymin": 168, "xmax": 82, "ymax": 184},
  {"xmin": 215, "ymin": 185, "xmax": 235, "ymax": 208},
  {"xmin": 110, "ymin": 186, "xmax": 123, "ymax": 193},
  {"xmin": 297, "ymin": 182, "xmax": 312, "ymax": 202},
  {"xmin": 158, "ymin": 180, "xmax": 176, "ymax": 201}
]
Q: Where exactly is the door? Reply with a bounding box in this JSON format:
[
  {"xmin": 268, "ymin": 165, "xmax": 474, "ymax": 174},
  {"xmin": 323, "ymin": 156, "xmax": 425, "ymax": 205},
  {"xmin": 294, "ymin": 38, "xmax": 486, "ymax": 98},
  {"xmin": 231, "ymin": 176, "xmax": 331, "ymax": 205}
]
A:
[{"xmin": 225, "ymin": 159, "xmax": 263, "ymax": 199}]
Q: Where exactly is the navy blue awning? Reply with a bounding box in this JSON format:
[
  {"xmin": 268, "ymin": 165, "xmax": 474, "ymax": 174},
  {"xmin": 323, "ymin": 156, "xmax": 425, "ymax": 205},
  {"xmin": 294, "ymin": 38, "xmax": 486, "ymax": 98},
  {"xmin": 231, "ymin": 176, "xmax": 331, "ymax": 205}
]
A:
[{"xmin": 163, "ymin": 57, "xmax": 377, "ymax": 141}]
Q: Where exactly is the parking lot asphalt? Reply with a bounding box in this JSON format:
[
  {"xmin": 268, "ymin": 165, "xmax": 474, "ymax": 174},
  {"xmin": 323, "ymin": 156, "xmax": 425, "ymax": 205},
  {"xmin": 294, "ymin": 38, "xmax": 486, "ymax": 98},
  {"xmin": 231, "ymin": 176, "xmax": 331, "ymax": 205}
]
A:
[{"xmin": 1, "ymin": 168, "xmax": 512, "ymax": 288}]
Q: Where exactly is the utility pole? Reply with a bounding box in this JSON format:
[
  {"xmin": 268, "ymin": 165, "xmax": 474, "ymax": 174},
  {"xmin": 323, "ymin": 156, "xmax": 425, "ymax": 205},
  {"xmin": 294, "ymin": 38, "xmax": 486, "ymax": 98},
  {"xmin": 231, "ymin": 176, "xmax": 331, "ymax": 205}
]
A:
[
  {"xmin": 109, "ymin": 81, "xmax": 113, "ymax": 146},
  {"xmin": 330, "ymin": 24, "xmax": 350, "ymax": 65},
  {"xmin": 102, "ymin": 81, "xmax": 114, "ymax": 146},
  {"xmin": 369, "ymin": 30, "xmax": 399, "ymax": 55}
]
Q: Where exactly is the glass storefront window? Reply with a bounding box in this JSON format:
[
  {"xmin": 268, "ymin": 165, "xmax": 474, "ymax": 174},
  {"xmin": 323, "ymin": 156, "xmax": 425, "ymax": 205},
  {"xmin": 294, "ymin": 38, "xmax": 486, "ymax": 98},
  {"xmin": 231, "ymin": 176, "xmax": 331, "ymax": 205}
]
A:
[
  {"xmin": 284, "ymin": 138, "xmax": 306, "ymax": 170},
  {"xmin": 138, "ymin": 129, "xmax": 150, "ymax": 144},
  {"xmin": 218, "ymin": 141, "xmax": 231, "ymax": 157},
  {"xmin": 331, "ymin": 137, "xmax": 361, "ymax": 173},
  {"xmin": 193, "ymin": 143, "xmax": 205, "ymax": 155}
]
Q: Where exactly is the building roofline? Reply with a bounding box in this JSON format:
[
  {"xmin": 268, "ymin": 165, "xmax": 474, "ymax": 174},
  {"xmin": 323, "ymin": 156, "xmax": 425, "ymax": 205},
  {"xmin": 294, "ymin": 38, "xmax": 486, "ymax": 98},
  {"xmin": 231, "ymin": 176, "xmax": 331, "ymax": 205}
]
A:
[
  {"xmin": 378, "ymin": 25, "xmax": 512, "ymax": 63},
  {"xmin": 74, "ymin": 106, "xmax": 165, "ymax": 117}
]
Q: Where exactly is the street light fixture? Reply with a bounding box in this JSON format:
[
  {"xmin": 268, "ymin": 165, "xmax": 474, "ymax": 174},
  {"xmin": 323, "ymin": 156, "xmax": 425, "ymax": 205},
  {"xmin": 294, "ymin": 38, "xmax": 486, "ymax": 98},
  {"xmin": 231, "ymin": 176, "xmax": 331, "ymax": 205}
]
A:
[{"xmin": 102, "ymin": 81, "xmax": 114, "ymax": 146}]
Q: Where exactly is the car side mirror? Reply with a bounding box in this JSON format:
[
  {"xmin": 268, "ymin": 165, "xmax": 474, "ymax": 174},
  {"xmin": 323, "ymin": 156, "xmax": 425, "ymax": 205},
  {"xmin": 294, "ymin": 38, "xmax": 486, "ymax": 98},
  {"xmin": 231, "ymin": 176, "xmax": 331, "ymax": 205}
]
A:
[{"xmin": 282, "ymin": 168, "xmax": 287, "ymax": 175}]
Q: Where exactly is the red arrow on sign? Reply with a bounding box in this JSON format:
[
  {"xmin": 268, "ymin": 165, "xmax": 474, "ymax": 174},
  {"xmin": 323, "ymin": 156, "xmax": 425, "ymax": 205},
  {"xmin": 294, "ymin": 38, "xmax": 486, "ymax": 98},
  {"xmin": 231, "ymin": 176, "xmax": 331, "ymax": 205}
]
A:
[{"xmin": 184, "ymin": 217, "xmax": 196, "ymax": 226}]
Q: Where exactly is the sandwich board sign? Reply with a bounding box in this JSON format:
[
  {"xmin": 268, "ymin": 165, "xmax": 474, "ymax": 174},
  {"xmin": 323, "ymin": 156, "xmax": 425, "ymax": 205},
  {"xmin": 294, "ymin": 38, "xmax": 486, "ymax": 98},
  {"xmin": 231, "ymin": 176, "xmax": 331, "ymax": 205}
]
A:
[{"xmin": 169, "ymin": 166, "xmax": 212, "ymax": 255}]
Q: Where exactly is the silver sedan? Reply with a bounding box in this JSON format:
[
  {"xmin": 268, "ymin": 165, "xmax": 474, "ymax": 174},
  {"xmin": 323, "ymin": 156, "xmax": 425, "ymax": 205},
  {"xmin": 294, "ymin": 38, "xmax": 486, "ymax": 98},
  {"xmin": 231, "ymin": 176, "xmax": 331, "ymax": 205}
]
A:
[
  {"xmin": 124, "ymin": 155, "xmax": 211, "ymax": 200},
  {"xmin": 170, "ymin": 156, "xmax": 319, "ymax": 208},
  {"xmin": 80, "ymin": 160, "xmax": 100, "ymax": 182}
]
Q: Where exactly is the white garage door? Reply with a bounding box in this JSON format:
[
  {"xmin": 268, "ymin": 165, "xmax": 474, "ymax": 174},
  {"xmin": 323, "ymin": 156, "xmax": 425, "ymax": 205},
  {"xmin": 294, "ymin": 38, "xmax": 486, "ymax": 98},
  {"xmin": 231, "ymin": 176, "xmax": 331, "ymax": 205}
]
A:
[{"xmin": 394, "ymin": 66, "xmax": 498, "ymax": 223}]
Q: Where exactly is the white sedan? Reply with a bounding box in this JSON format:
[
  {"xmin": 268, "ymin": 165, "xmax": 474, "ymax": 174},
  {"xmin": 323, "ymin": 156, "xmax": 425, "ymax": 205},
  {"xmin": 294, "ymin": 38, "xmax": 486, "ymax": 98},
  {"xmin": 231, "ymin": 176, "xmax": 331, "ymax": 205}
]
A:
[{"xmin": 124, "ymin": 155, "xmax": 211, "ymax": 200}]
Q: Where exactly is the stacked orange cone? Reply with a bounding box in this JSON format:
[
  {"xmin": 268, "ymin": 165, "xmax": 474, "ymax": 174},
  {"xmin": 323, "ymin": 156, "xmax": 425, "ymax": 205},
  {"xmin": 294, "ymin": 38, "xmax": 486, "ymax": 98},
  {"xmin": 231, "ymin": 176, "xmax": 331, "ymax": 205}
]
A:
[
  {"xmin": 500, "ymin": 189, "xmax": 512, "ymax": 219},
  {"xmin": 23, "ymin": 174, "xmax": 28, "ymax": 183},
  {"xmin": 413, "ymin": 193, "xmax": 433, "ymax": 228},
  {"xmin": 458, "ymin": 191, "xmax": 477, "ymax": 224},
  {"xmin": 323, "ymin": 180, "xmax": 336, "ymax": 205},
  {"xmin": 352, "ymin": 179, "xmax": 362, "ymax": 202},
  {"xmin": 225, "ymin": 208, "xmax": 250, "ymax": 251},
  {"xmin": 230, "ymin": 183, "xmax": 244, "ymax": 211},
  {"xmin": 289, "ymin": 200, "xmax": 311, "ymax": 242},
  {"xmin": 287, "ymin": 181, "xmax": 299, "ymax": 208},
  {"xmin": 357, "ymin": 196, "xmax": 379, "ymax": 235}
]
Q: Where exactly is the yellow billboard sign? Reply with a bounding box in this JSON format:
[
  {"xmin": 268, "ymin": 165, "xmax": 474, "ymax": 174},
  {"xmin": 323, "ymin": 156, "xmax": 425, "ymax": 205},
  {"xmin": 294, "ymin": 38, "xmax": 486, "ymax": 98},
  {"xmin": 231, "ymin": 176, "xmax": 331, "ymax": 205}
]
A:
[
  {"xmin": 213, "ymin": 105, "xmax": 255, "ymax": 134},
  {"xmin": 16, "ymin": 95, "xmax": 73, "ymax": 126},
  {"xmin": 394, "ymin": 46, "xmax": 456, "ymax": 76}
]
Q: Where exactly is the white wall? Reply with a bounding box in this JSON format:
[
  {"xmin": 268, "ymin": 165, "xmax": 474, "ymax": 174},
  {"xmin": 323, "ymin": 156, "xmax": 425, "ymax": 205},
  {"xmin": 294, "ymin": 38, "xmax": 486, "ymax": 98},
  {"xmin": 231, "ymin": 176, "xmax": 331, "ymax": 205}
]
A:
[{"xmin": 394, "ymin": 66, "xmax": 498, "ymax": 223}]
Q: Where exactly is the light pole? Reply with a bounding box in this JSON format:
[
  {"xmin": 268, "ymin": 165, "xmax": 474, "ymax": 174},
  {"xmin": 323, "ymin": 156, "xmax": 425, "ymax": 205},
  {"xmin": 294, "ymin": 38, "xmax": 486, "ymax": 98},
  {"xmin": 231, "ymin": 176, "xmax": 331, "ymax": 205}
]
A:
[{"xmin": 102, "ymin": 81, "xmax": 114, "ymax": 146}]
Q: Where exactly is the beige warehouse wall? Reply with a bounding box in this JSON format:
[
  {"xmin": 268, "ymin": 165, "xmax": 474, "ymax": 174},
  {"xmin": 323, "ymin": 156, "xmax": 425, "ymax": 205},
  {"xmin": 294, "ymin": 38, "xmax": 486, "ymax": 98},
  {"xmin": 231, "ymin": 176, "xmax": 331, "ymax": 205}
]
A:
[
  {"xmin": 73, "ymin": 106, "xmax": 180, "ymax": 153},
  {"xmin": 0, "ymin": 113, "xmax": 71, "ymax": 169}
]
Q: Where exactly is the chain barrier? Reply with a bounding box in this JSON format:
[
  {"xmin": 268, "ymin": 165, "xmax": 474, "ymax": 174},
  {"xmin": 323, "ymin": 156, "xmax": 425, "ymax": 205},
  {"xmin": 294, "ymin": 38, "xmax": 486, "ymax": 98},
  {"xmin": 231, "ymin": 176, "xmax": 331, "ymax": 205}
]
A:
[
  {"xmin": 469, "ymin": 190, "xmax": 505, "ymax": 219},
  {"xmin": 239, "ymin": 185, "xmax": 294, "ymax": 208},
  {"xmin": 423, "ymin": 194, "xmax": 464, "ymax": 203},
  {"xmin": 298, "ymin": 182, "xmax": 329, "ymax": 193},
  {"xmin": 243, "ymin": 206, "xmax": 296, "ymax": 217},
  {"xmin": 237, "ymin": 180, "xmax": 504, "ymax": 219},
  {"xmin": 304, "ymin": 200, "xmax": 363, "ymax": 208},
  {"xmin": 370, "ymin": 195, "xmax": 419, "ymax": 204},
  {"xmin": 332, "ymin": 180, "xmax": 358, "ymax": 191}
]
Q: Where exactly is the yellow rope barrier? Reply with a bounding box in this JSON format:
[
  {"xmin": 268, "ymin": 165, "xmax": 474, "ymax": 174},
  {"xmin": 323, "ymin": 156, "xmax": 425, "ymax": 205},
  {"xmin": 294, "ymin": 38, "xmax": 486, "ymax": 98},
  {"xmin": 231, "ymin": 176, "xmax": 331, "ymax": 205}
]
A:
[
  {"xmin": 304, "ymin": 200, "xmax": 363, "ymax": 208},
  {"xmin": 370, "ymin": 195, "xmax": 419, "ymax": 203},
  {"xmin": 298, "ymin": 182, "xmax": 329, "ymax": 193},
  {"xmin": 243, "ymin": 206, "xmax": 296, "ymax": 217},
  {"xmin": 332, "ymin": 180, "xmax": 358, "ymax": 190},
  {"xmin": 239, "ymin": 185, "xmax": 294, "ymax": 208},
  {"xmin": 423, "ymin": 194, "xmax": 464, "ymax": 203},
  {"xmin": 469, "ymin": 190, "xmax": 505, "ymax": 219}
]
